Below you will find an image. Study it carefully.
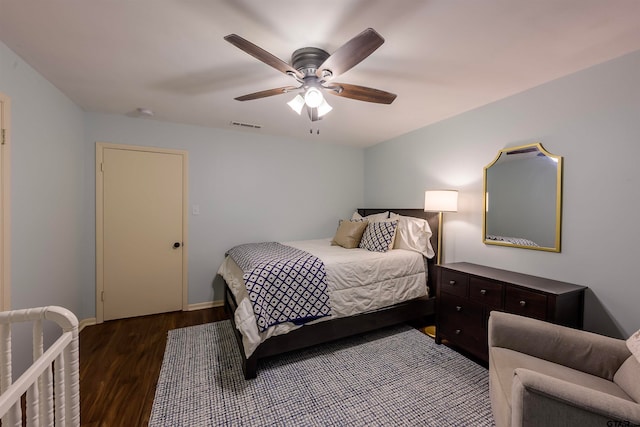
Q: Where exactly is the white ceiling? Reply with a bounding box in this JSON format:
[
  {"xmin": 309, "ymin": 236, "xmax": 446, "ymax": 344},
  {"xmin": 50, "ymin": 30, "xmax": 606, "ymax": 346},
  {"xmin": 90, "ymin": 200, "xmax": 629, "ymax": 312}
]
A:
[{"xmin": 2, "ymin": 1, "xmax": 640, "ymax": 148}]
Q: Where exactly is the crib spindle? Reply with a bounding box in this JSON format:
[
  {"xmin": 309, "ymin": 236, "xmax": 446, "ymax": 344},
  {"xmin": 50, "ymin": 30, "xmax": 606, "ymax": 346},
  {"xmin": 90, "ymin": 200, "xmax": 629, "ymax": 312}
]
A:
[
  {"xmin": 39, "ymin": 364, "xmax": 54, "ymax": 426},
  {"xmin": 63, "ymin": 337, "xmax": 80, "ymax": 425},
  {"xmin": 27, "ymin": 319, "xmax": 43, "ymax": 426},
  {"xmin": 27, "ymin": 381, "xmax": 40, "ymax": 426},
  {"xmin": 0, "ymin": 322, "xmax": 11, "ymax": 393},
  {"xmin": 1, "ymin": 321, "xmax": 21, "ymax": 426},
  {"xmin": 53, "ymin": 352, "xmax": 65, "ymax": 426}
]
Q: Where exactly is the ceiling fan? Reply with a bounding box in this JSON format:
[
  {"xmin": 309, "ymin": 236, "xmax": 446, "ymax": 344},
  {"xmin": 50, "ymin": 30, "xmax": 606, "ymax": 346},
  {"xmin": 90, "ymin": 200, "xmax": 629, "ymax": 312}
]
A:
[{"xmin": 224, "ymin": 28, "xmax": 397, "ymax": 121}]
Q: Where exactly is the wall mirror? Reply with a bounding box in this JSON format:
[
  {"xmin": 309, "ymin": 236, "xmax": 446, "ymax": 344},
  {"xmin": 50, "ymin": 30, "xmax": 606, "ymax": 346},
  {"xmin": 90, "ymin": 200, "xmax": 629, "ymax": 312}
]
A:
[{"xmin": 483, "ymin": 143, "xmax": 562, "ymax": 252}]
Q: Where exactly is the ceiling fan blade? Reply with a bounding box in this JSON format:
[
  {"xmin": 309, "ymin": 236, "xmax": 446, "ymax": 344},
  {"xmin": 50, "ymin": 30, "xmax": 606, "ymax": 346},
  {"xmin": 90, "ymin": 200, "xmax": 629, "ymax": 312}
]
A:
[
  {"xmin": 234, "ymin": 86, "xmax": 299, "ymax": 101},
  {"xmin": 224, "ymin": 34, "xmax": 304, "ymax": 79},
  {"xmin": 316, "ymin": 28, "xmax": 384, "ymax": 80},
  {"xmin": 325, "ymin": 83, "xmax": 397, "ymax": 104}
]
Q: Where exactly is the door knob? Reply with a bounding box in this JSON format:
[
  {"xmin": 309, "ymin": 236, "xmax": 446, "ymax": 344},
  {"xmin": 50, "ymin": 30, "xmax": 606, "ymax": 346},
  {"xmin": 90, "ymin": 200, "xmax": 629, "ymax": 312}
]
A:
[{"xmin": 173, "ymin": 242, "xmax": 181, "ymax": 249}]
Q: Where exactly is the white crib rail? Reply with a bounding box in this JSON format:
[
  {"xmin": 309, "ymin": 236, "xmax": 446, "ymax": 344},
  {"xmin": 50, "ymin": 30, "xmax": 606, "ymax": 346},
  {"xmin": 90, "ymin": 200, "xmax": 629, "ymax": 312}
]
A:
[{"xmin": 0, "ymin": 306, "xmax": 80, "ymax": 426}]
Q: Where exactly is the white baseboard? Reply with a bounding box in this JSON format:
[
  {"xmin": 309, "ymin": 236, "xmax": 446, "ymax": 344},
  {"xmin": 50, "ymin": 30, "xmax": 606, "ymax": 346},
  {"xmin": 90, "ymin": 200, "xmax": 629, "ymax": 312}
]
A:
[
  {"xmin": 78, "ymin": 303, "xmax": 223, "ymax": 329},
  {"xmin": 187, "ymin": 300, "xmax": 224, "ymax": 311},
  {"xmin": 78, "ymin": 317, "xmax": 96, "ymax": 332}
]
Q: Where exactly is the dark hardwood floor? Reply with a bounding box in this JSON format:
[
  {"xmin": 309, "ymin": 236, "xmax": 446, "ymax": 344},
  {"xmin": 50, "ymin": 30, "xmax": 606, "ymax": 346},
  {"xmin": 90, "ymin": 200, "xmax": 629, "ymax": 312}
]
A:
[{"xmin": 79, "ymin": 307, "xmax": 228, "ymax": 426}]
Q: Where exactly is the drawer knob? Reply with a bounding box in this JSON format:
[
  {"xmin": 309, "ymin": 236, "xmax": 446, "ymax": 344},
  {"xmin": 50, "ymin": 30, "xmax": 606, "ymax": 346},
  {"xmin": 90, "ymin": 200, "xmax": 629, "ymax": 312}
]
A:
[
  {"xmin": 455, "ymin": 329, "xmax": 461, "ymax": 335},
  {"xmin": 456, "ymin": 306, "xmax": 462, "ymax": 312},
  {"xmin": 449, "ymin": 280, "xmax": 456, "ymax": 285},
  {"xmin": 480, "ymin": 289, "xmax": 487, "ymax": 295},
  {"xmin": 519, "ymin": 300, "xmax": 527, "ymax": 307}
]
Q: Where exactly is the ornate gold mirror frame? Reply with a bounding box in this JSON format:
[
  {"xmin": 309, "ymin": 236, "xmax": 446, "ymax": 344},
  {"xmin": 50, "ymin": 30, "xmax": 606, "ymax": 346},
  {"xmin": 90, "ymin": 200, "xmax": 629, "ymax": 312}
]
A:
[{"xmin": 483, "ymin": 143, "xmax": 563, "ymax": 252}]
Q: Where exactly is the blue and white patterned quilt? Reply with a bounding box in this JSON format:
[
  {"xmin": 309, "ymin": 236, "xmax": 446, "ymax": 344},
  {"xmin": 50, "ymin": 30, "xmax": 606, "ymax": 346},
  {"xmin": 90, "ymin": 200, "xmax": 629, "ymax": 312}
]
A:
[
  {"xmin": 486, "ymin": 234, "xmax": 540, "ymax": 247},
  {"xmin": 227, "ymin": 242, "xmax": 331, "ymax": 332}
]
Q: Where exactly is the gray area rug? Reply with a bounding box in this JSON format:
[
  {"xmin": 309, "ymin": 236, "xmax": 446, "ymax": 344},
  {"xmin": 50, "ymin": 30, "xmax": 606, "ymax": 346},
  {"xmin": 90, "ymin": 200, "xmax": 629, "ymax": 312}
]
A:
[{"xmin": 150, "ymin": 321, "xmax": 494, "ymax": 426}]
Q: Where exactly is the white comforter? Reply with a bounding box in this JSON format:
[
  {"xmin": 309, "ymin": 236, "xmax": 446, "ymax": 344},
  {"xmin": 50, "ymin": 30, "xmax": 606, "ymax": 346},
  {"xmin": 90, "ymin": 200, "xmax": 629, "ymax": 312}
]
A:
[{"xmin": 218, "ymin": 238, "xmax": 427, "ymax": 358}]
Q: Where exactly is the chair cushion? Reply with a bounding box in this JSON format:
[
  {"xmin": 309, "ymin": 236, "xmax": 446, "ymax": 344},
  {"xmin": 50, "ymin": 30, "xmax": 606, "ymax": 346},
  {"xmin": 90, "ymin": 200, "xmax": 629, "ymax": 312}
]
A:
[
  {"xmin": 489, "ymin": 312, "xmax": 630, "ymax": 380},
  {"xmin": 491, "ymin": 347, "xmax": 634, "ymax": 409},
  {"xmin": 615, "ymin": 356, "xmax": 640, "ymax": 403}
]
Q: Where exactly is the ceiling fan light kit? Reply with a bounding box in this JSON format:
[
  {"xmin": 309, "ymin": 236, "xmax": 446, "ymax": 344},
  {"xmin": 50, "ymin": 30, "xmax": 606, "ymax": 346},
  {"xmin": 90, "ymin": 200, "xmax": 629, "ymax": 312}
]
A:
[
  {"xmin": 303, "ymin": 87, "xmax": 324, "ymax": 108},
  {"xmin": 316, "ymin": 98, "xmax": 333, "ymax": 117},
  {"xmin": 287, "ymin": 92, "xmax": 332, "ymax": 119},
  {"xmin": 287, "ymin": 94, "xmax": 305, "ymax": 115},
  {"xmin": 224, "ymin": 28, "xmax": 396, "ymax": 123}
]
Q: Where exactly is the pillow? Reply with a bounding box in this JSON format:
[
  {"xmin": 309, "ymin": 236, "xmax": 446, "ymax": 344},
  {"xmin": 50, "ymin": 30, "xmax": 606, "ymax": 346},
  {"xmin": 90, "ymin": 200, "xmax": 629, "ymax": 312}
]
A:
[
  {"xmin": 391, "ymin": 214, "xmax": 435, "ymax": 259},
  {"xmin": 359, "ymin": 220, "xmax": 398, "ymax": 253},
  {"xmin": 351, "ymin": 211, "xmax": 389, "ymax": 222},
  {"xmin": 627, "ymin": 328, "xmax": 640, "ymax": 364},
  {"xmin": 331, "ymin": 220, "xmax": 368, "ymax": 249}
]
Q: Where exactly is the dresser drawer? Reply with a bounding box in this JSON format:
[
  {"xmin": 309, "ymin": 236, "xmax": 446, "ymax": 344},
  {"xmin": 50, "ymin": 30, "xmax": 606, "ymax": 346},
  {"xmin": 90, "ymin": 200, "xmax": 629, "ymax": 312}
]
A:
[
  {"xmin": 440, "ymin": 269, "xmax": 469, "ymax": 298},
  {"xmin": 439, "ymin": 320, "xmax": 487, "ymax": 359},
  {"xmin": 439, "ymin": 293, "xmax": 484, "ymax": 327},
  {"xmin": 469, "ymin": 277, "xmax": 504, "ymax": 308},
  {"xmin": 505, "ymin": 287, "xmax": 547, "ymax": 320}
]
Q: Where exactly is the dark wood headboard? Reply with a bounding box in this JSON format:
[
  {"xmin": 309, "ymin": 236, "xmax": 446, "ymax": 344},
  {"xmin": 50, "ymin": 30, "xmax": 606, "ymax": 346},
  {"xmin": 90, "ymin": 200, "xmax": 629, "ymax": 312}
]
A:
[{"xmin": 358, "ymin": 208, "xmax": 440, "ymax": 297}]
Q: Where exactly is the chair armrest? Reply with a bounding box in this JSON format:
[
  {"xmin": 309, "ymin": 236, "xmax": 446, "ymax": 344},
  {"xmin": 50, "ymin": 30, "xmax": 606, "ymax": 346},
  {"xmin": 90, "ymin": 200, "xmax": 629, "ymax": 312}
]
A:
[
  {"xmin": 488, "ymin": 311, "xmax": 630, "ymax": 379},
  {"xmin": 511, "ymin": 368, "xmax": 640, "ymax": 427}
]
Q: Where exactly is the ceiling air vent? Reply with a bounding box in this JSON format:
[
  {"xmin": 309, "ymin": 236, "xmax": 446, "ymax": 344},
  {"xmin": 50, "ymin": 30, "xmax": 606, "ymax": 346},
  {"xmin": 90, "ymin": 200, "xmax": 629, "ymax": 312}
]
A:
[{"xmin": 230, "ymin": 121, "xmax": 262, "ymax": 129}]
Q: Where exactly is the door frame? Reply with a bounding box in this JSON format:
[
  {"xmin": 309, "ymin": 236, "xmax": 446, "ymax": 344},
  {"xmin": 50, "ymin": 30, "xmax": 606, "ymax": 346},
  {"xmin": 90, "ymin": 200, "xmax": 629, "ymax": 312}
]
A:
[
  {"xmin": 95, "ymin": 142, "xmax": 189, "ymax": 323},
  {"xmin": 0, "ymin": 93, "xmax": 11, "ymax": 311}
]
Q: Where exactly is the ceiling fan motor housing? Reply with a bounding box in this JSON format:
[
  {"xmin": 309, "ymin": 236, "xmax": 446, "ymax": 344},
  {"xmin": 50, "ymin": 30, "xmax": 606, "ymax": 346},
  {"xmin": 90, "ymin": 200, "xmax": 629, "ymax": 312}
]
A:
[{"xmin": 291, "ymin": 47, "xmax": 331, "ymax": 79}]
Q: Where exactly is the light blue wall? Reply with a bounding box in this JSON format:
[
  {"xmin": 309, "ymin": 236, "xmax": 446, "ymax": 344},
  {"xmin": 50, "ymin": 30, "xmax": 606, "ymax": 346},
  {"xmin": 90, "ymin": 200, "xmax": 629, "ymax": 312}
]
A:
[
  {"xmin": 84, "ymin": 114, "xmax": 364, "ymax": 310},
  {"xmin": 1, "ymin": 41, "xmax": 90, "ymax": 376},
  {"xmin": 365, "ymin": 49, "xmax": 640, "ymax": 339},
  {"xmin": 0, "ymin": 41, "xmax": 89, "ymax": 317}
]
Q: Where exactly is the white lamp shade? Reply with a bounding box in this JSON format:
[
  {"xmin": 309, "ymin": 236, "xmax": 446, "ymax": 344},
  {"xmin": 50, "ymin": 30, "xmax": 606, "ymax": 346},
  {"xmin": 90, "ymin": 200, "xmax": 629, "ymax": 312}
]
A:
[
  {"xmin": 316, "ymin": 98, "xmax": 333, "ymax": 117},
  {"xmin": 424, "ymin": 190, "xmax": 458, "ymax": 212},
  {"xmin": 287, "ymin": 94, "xmax": 305, "ymax": 115},
  {"xmin": 304, "ymin": 87, "xmax": 324, "ymax": 108}
]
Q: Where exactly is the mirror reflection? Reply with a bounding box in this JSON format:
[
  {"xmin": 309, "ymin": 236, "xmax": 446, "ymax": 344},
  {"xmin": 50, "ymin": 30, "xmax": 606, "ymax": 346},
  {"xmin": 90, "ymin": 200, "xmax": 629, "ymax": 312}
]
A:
[{"xmin": 483, "ymin": 143, "xmax": 562, "ymax": 252}]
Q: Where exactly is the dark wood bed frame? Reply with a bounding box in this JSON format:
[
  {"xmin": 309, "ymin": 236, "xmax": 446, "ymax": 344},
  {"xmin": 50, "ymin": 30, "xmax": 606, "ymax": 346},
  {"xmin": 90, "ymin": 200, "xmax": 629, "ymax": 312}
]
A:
[{"xmin": 223, "ymin": 208, "xmax": 440, "ymax": 379}]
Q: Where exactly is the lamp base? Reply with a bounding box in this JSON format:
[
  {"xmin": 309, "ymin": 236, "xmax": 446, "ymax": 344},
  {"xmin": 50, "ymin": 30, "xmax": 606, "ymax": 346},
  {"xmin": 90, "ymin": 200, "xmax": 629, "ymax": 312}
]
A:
[{"xmin": 422, "ymin": 325, "xmax": 436, "ymax": 338}]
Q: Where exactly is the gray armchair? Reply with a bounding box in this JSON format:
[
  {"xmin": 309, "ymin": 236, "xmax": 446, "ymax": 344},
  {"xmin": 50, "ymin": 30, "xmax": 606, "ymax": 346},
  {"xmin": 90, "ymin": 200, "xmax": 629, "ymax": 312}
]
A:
[{"xmin": 488, "ymin": 311, "xmax": 640, "ymax": 427}]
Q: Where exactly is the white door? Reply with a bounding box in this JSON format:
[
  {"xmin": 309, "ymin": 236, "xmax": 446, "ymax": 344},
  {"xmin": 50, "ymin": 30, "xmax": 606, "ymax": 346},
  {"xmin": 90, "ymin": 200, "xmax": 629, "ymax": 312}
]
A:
[
  {"xmin": 0, "ymin": 93, "xmax": 10, "ymax": 311},
  {"xmin": 97, "ymin": 144, "xmax": 187, "ymax": 321}
]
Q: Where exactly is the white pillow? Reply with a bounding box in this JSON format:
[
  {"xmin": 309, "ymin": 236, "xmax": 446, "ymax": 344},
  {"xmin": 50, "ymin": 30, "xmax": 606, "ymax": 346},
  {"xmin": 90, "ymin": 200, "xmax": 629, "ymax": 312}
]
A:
[
  {"xmin": 351, "ymin": 211, "xmax": 389, "ymax": 222},
  {"xmin": 391, "ymin": 214, "xmax": 435, "ymax": 259}
]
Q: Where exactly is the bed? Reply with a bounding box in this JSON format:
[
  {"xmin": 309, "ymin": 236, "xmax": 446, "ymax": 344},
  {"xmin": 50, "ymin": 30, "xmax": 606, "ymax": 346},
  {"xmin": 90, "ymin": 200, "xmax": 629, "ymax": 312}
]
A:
[{"xmin": 220, "ymin": 208, "xmax": 440, "ymax": 379}]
